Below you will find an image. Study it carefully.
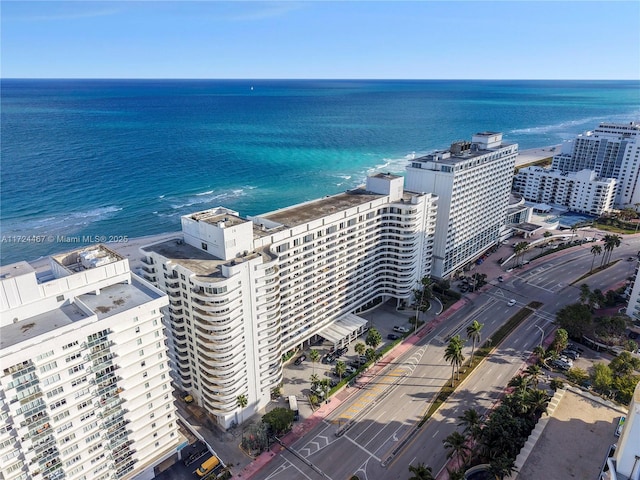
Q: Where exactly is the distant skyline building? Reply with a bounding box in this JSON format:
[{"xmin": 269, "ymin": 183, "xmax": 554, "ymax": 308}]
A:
[
  {"xmin": 552, "ymin": 122, "xmax": 640, "ymax": 209},
  {"xmin": 512, "ymin": 167, "xmax": 617, "ymax": 215},
  {"xmin": 404, "ymin": 132, "xmax": 518, "ymax": 278},
  {"xmin": 0, "ymin": 246, "xmax": 181, "ymax": 480},
  {"xmin": 141, "ymin": 174, "xmax": 438, "ymax": 428}
]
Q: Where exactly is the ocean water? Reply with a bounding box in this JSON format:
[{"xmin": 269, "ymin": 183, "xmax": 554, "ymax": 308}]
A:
[{"xmin": 1, "ymin": 79, "xmax": 639, "ymax": 264}]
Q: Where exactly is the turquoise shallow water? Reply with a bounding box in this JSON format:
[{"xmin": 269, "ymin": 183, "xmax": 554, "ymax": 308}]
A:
[{"xmin": 1, "ymin": 79, "xmax": 639, "ymax": 264}]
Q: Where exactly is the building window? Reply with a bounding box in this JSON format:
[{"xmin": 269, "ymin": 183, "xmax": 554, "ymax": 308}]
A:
[
  {"xmin": 56, "ymin": 295, "xmax": 64, "ymax": 302},
  {"xmin": 201, "ymin": 242, "xmax": 208, "ymax": 251}
]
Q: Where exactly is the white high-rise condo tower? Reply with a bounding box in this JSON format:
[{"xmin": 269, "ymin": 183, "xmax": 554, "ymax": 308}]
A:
[
  {"xmin": 404, "ymin": 132, "xmax": 518, "ymax": 279},
  {"xmin": 141, "ymin": 174, "xmax": 438, "ymax": 428},
  {"xmin": 552, "ymin": 122, "xmax": 640, "ymax": 209},
  {"xmin": 0, "ymin": 245, "xmax": 181, "ymax": 480}
]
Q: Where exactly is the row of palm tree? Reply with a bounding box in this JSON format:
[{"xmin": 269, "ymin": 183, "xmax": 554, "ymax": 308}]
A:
[
  {"xmin": 443, "ymin": 320, "xmax": 484, "ymax": 387},
  {"xmin": 512, "ymin": 241, "xmax": 530, "ymax": 268}
]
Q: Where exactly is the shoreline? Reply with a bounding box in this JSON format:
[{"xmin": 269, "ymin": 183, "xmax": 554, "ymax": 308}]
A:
[{"xmin": 18, "ymin": 144, "xmax": 561, "ymax": 270}]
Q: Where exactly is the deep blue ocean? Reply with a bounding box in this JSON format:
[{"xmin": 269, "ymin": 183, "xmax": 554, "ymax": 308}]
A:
[{"xmin": 1, "ymin": 79, "xmax": 639, "ymax": 264}]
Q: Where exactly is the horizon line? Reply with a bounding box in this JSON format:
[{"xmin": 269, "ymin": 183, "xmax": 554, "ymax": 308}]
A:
[{"xmin": 2, "ymin": 77, "xmax": 639, "ymax": 82}]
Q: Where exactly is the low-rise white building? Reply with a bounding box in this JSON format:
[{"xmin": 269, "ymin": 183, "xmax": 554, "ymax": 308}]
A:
[
  {"xmin": 0, "ymin": 245, "xmax": 181, "ymax": 480},
  {"xmin": 512, "ymin": 167, "xmax": 617, "ymax": 215},
  {"xmin": 141, "ymin": 174, "xmax": 438, "ymax": 428}
]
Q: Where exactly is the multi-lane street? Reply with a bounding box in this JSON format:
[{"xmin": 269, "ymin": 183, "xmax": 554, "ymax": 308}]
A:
[{"xmin": 256, "ymin": 236, "xmax": 640, "ymax": 480}]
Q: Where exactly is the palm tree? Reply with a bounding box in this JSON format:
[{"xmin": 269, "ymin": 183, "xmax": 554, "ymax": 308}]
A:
[
  {"xmin": 335, "ymin": 361, "xmax": 347, "ymax": 381},
  {"xmin": 579, "ymin": 283, "xmax": 591, "ymax": 304},
  {"xmin": 408, "ymin": 463, "xmax": 434, "ymax": 480},
  {"xmin": 309, "ymin": 349, "xmax": 320, "ymax": 375},
  {"xmin": 589, "ymin": 245, "xmax": 602, "ymax": 272},
  {"xmin": 601, "ymin": 234, "xmax": 622, "ymax": 266},
  {"xmin": 309, "ymin": 373, "xmax": 319, "ymax": 389},
  {"xmin": 443, "ymin": 431, "xmax": 470, "ymax": 467},
  {"xmin": 513, "ymin": 241, "xmax": 529, "ymax": 267},
  {"xmin": 458, "ymin": 408, "xmax": 483, "ymax": 443},
  {"xmin": 466, "ymin": 320, "xmax": 483, "ymax": 365},
  {"xmin": 354, "ymin": 342, "xmax": 366, "ymax": 356},
  {"xmin": 533, "ymin": 345, "xmax": 546, "ymax": 362},
  {"xmin": 508, "ymin": 374, "xmax": 531, "ymax": 393},
  {"xmin": 236, "ymin": 394, "xmax": 248, "ymax": 425},
  {"xmin": 444, "ymin": 335, "xmax": 465, "ymax": 387},
  {"xmin": 524, "ymin": 388, "xmax": 550, "ymax": 418},
  {"xmin": 524, "ymin": 364, "xmax": 543, "ymax": 388},
  {"xmin": 366, "ymin": 328, "xmax": 382, "ymax": 350}
]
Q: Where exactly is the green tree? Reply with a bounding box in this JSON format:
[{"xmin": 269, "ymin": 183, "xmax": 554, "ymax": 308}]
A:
[
  {"xmin": 335, "ymin": 361, "xmax": 347, "ymax": 381},
  {"xmin": 533, "ymin": 345, "xmax": 547, "ymax": 363},
  {"xmin": 566, "ymin": 367, "xmax": 589, "ymax": 385},
  {"xmin": 609, "ymin": 351, "xmax": 640, "ymax": 377},
  {"xmin": 579, "ymin": 284, "xmax": 591, "ymax": 304},
  {"xmin": 550, "ymin": 378, "xmax": 565, "ymax": 391},
  {"xmin": 550, "ymin": 328, "xmax": 569, "ymax": 353},
  {"xmin": 236, "ymin": 394, "xmax": 248, "ymax": 425},
  {"xmin": 458, "ymin": 408, "xmax": 483, "ymax": 444},
  {"xmin": 512, "ymin": 241, "xmax": 529, "ymax": 267},
  {"xmin": 366, "ymin": 328, "xmax": 382, "ymax": 350},
  {"xmin": 309, "ymin": 373, "xmax": 319, "ymax": 389},
  {"xmin": 524, "ymin": 388, "xmax": 550, "ymax": 418},
  {"xmin": 489, "ymin": 454, "xmax": 517, "ymax": 480},
  {"xmin": 444, "ymin": 335, "xmax": 465, "ymax": 387},
  {"xmin": 590, "ymin": 244, "xmax": 602, "ymax": 271},
  {"xmin": 602, "ymin": 234, "xmax": 622, "ymax": 266},
  {"xmin": 466, "ymin": 320, "xmax": 483, "ymax": 365},
  {"xmin": 555, "ymin": 303, "xmax": 593, "ymax": 338},
  {"xmin": 508, "ymin": 375, "xmax": 531, "ymax": 393},
  {"xmin": 354, "ymin": 342, "xmax": 366, "ymax": 356},
  {"xmin": 442, "ymin": 431, "xmax": 470, "ymax": 467},
  {"xmin": 262, "ymin": 407, "xmax": 295, "ymax": 436},
  {"xmin": 309, "ymin": 349, "xmax": 320, "ymax": 375},
  {"xmin": 407, "ymin": 463, "xmax": 434, "ymax": 480},
  {"xmin": 590, "ymin": 363, "xmax": 613, "ymax": 394},
  {"xmin": 524, "ymin": 364, "xmax": 543, "ymax": 388},
  {"xmin": 365, "ymin": 347, "xmax": 376, "ymax": 363}
]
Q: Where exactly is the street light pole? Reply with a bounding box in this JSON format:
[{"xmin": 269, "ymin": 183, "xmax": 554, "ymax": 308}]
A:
[{"xmin": 535, "ymin": 325, "xmax": 545, "ymax": 347}]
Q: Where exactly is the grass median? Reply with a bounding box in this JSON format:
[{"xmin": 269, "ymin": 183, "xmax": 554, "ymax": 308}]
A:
[{"xmin": 420, "ymin": 301, "xmax": 542, "ymax": 425}]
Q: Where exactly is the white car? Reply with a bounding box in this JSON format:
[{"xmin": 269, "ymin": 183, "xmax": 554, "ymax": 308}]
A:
[
  {"xmin": 507, "ymin": 299, "xmax": 517, "ymax": 307},
  {"xmin": 393, "ymin": 326, "xmax": 410, "ymax": 333}
]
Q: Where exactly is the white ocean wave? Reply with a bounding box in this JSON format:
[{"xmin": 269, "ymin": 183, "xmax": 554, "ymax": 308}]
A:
[
  {"xmin": 2, "ymin": 205, "xmax": 122, "ymax": 236},
  {"xmin": 510, "ymin": 111, "xmax": 640, "ymax": 136},
  {"xmin": 165, "ymin": 187, "xmax": 254, "ymax": 210}
]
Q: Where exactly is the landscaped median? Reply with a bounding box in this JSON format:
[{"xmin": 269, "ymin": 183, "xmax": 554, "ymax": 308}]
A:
[{"xmin": 422, "ymin": 301, "xmax": 543, "ymax": 424}]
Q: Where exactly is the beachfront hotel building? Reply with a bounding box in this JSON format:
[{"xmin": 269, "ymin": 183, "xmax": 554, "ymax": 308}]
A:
[
  {"xmin": 0, "ymin": 246, "xmax": 181, "ymax": 480},
  {"xmin": 404, "ymin": 132, "xmax": 518, "ymax": 279},
  {"xmin": 551, "ymin": 122, "xmax": 640, "ymax": 209},
  {"xmin": 140, "ymin": 174, "xmax": 438, "ymax": 427},
  {"xmin": 512, "ymin": 167, "xmax": 617, "ymax": 216}
]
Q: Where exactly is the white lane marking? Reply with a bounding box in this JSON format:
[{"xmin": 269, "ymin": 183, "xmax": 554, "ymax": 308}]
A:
[
  {"xmin": 432, "ymin": 430, "xmax": 440, "ymax": 438},
  {"xmin": 344, "ymin": 434, "xmax": 381, "ymax": 461}
]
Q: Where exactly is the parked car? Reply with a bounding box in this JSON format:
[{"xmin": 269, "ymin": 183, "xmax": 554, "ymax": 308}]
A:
[
  {"xmin": 551, "ymin": 359, "xmax": 571, "ymax": 371},
  {"xmin": 393, "ymin": 326, "xmax": 410, "ymax": 333},
  {"xmin": 387, "ymin": 333, "xmax": 400, "ymax": 340},
  {"xmin": 345, "ymin": 366, "xmax": 357, "ymax": 376},
  {"xmin": 561, "ymin": 349, "xmax": 579, "ymax": 360},
  {"xmin": 507, "ymin": 299, "xmax": 517, "ymax": 307},
  {"xmin": 335, "ymin": 347, "xmax": 348, "ymax": 356},
  {"xmin": 294, "ymin": 355, "xmax": 306, "ymax": 365},
  {"xmin": 322, "ymin": 354, "xmax": 335, "ymax": 364},
  {"xmin": 497, "ymin": 276, "xmax": 504, "ymax": 282},
  {"xmin": 358, "ymin": 355, "xmax": 367, "ymax": 364}
]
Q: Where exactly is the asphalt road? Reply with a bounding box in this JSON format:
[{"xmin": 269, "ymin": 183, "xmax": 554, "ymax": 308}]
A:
[{"xmin": 255, "ymin": 235, "xmax": 640, "ymax": 480}]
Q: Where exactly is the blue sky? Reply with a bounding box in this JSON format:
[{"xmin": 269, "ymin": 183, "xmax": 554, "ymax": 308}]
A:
[{"xmin": 2, "ymin": 1, "xmax": 639, "ymax": 79}]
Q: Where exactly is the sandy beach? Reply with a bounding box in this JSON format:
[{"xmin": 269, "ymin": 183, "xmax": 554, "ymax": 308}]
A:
[{"xmin": 516, "ymin": 144, "xmax": 561, "ymax": 166}]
